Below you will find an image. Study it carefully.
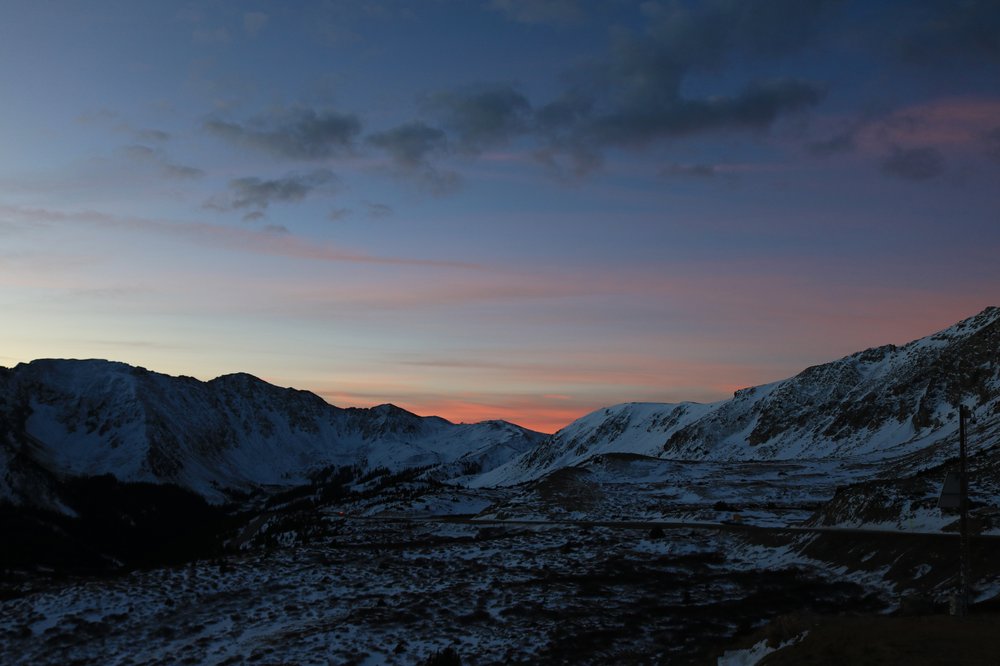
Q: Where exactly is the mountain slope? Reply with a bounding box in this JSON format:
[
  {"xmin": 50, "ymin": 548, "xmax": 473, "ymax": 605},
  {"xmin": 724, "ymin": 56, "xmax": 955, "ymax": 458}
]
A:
[
  {"xmin": 0, "ymin": 360, "xmax": 545, "ymax": 503},
  {"xmin": 471, "ymin": 401, "xmax": 718, "ymax": 486},
  {"xmin": 4, "ymin": 307, "xmax": 997, "ymax": 502},
  {"xmin": 486, "ymin": 306, "xmax": 1000, "ymax": 484}
]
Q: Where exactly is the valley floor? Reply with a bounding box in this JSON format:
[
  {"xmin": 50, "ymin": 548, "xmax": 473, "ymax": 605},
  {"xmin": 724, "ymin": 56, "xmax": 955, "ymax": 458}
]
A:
[
  {"xmin": 2, "ymin": 516, "xmax": 891, "ymax": 665},
  {"xmin": 4, "ymin": 454, "xmax": 1000, "ymax": 664}
]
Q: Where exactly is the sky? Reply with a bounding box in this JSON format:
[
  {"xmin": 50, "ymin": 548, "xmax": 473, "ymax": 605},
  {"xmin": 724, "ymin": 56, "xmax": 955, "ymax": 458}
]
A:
[{"xmin": 1, "ymin": 0, "xmax": 998, "ymax": 433}]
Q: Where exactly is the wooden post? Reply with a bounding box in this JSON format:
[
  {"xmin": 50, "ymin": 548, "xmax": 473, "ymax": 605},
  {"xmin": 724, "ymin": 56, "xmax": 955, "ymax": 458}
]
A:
[{"xmin": 958, "ymin": 404, "xmax": 971, "ymax": 617}]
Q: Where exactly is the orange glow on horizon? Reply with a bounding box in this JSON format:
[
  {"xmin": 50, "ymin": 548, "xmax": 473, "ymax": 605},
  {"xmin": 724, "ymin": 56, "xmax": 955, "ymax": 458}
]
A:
[
  {"xmin": 317, "ymin": 390, "xmax": 607, "ymax": 434},
  {"xmin": 396, "ymin": 399, "xmax": 591, "ymax": 435}
]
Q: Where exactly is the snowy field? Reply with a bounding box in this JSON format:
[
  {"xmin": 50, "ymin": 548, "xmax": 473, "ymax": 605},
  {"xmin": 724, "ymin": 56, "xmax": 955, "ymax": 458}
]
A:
[{"xmin": 1, "ymin": 517, "xmax": 886, "ymax": 665}]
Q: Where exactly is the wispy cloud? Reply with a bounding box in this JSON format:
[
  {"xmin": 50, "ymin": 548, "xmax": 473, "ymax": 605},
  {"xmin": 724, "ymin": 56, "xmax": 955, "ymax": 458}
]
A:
[
  {"xmin": 362, "ymin": 201, "xmax": 393, "ymax": 218},
  {"xmin": 205, "ymin": 169, "xmax": 338, "ymax": 219},
  {"xmin": 163, "ymin": 163, "xmax": 205, "ymax": 179},
  {"xmin": 276, "ymin": 270, "xmax": 614, "ymax": 313},
  {"xmin": 659, "ymin": 163, "xmax": 718, "ymax": 178},
  {"xmin": 205, "ymin": 107, "xmax": 362, "ymax": 159},
  {"xmin": 880, "ymin": 145, "xmax": 945, "ymax": 181},
  {"xmin": 806, "ymin": 131, "xmax": 855, "ymax": 157},
  {"xmin": 136, "ymin": 128, "xmax": 170, "ymax": 142},
  {"xmin": 0, "ymin": 205, "xmax": 477, "ymax": 269},
  {"xmin": 808, "ymin": 97, "xmax": 1000, "ymax": 179},
  {"xmin": 121, "ymin": 144, "xmax": 204, "ymax": 180},
  {"xmin": 867, "ymin": 98, "xmax": 1000, "ymax": 149}
]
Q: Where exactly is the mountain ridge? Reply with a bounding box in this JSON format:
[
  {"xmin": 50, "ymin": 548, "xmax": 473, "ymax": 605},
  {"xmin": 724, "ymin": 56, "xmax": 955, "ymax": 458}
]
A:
[
  {"xmin": 0, "ymin": 359, "xmax": 544, "ymax": 505},
  {"xmin": 479, "ymin": 306, "xmax": 1000, "ymax": 485},
  {"xmin": 3, "ymin": 306, "xmax": 997, "ymax": 502}
]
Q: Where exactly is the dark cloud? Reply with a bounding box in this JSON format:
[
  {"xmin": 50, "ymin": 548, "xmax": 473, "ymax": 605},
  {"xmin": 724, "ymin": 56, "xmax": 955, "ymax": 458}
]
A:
[
  {"xmin": 423, "ymin": 75, "xmax": 821, "ymax": 176},
  {"xmin": 528, "ymin": 79, "xmax": 822, "ymax": 175},
  {"xmin": 207, "ymin": 169, "xmax": 337, "ymax": 218},
  {"xmin": 122, "ymin": 144, "xmax": 157, "ymax": 160},
  {"xmin": 136, "ymin": 128, "xmax": 170, "ymax": 142},
  {"xmin": 426, "ymin": 86, "xmax": 532, "ymax": 153},
  {"xmin": 880, "ymin": 145, "xmax": 945, "ymax": 181},
  {"xmin": 205, "ymin": 108, "xmax": 362, "ymax": 159},
  {"xmin": 162, "ymin": 163, "xmax": 205, "ymax": 179},
  {"xmin": 199, "ymin": 0, "xmax": 868, "ymax": 188},
  {"xmin": 230, "ymin": 170, "xmax": 337, "ymax": 208},
  {"xmin": 367, "ymin": 121, "xmax": 459, "ymax": 194},
  {"xmin": 582, "ymin": 0, "xmax": 836, "ymax": 143},
  {"xmin": 899, "ymin": 0, "xmax": 1000, "ymax": 63},
  {"xmin": 328, "ymin": 208, "xmax": 351, "ymax": 221},
  {"xmin": 202, "ymin": 1, "xmax": 835, "ymax": 186},
  {"xmin": 634, "ymin": 0, "xmax": 844, "ymax": 73},
  {"xmin": 368, "ymin": 122, "xmax": 447, "ymax": 167},
  {"xmin": 535, "ymin": 91, "xmax": 593, "ymax": 133},
  {"xmin": 807, "ymin": 131, "xmax": 856, "ymax": 157},
  {"xmin": 488, "ymin": 0, "xmax": 584, "ymax": 25},
  {"xmin": 590, "ymin": 78, "xmax": 823, "ymax": 146},
  {"xmin": 510, "ymin": 2, "xmax": 832, "ymax": 173},
  {"xmin": 531, "ymin": 91, "xmax": 602, "ymax": 175}
]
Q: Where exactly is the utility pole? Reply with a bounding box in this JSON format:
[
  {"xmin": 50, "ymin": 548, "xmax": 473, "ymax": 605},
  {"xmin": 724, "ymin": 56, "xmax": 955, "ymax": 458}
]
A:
[{"xmin": 957, "ymin": 404, "xmax": 971, "ymax": 617}]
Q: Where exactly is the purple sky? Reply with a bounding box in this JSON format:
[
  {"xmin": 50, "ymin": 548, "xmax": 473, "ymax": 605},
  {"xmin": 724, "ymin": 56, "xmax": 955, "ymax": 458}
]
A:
[{"xmin": 2, "ymin": 1, "xmax": 998, "ymax": 432}]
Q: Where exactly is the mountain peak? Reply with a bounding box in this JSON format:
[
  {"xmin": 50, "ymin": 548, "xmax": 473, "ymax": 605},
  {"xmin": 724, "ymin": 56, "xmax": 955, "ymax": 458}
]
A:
[
  {"xmin": 208, "ymin": 372, "xmax": 268, "ymax": 388},
  {"xmin": 16, "ymin": 358, "xmax": 139, "ymax": 373},
  {"xmin": 959, "ymin": 305, "xmax": 1000, "ymax": 329},
  {"xmin": 369, "ymin": 402, "xmax": 409, "ymax": 415},
  {"xmin": 0, "ymin": 361, "xmax": 544, "ymax": 504},
  {"xmin": 491, "ymin": 307, "xmax": 1000, "ymax": 484}
]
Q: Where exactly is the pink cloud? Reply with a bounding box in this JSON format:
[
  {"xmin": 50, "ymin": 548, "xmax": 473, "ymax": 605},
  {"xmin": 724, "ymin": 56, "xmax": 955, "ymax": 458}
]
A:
[{"xmin": 855, "ymin": 97, "xmax": 1000, "ymax": 152}]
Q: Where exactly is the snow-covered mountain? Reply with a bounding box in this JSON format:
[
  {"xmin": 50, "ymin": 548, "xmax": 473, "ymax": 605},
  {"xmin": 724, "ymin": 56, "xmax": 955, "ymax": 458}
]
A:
[
  {"xmin": 4, "ymin": 307, "xmax": 998, "ymax": 504},
  {"xmin": 483, "ymin": 306, "xmax": 1000, "ymax": 485},
  {"xmin": 0, "ymin": 359, "xmax": 545, "ymax": 504},
  {"xmin": 471, "ymin": 401, "xmax": 714, "ymax": 486}
]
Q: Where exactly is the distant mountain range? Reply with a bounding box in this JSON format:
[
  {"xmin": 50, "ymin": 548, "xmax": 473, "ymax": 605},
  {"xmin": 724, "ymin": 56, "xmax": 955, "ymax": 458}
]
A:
[
  {"xmin": 482, "ymin": 306, "xmax": 1000, "ymax": 485},
  {"xmin": 0, "ymin": 360, "xmax": 543, "ymax": 507},
  {"xmin": 2, "ymin": 307, "xmax": 998, "ymax": 507}
]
